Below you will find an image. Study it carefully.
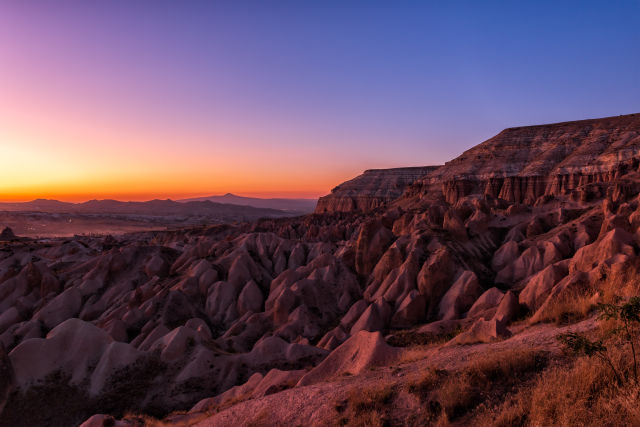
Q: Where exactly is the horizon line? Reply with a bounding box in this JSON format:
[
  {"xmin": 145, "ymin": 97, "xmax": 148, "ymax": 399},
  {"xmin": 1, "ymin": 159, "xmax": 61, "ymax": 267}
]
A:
[{"xmin": 0, "ymin": 191, "xmax": 323, "ymax": 204}]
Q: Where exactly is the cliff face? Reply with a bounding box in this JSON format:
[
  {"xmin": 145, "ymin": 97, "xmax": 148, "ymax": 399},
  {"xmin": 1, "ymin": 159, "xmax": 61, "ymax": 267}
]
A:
[
  {"xmin": 318, "ymin": 114, "xmax": 640, "ymax": 213},
  {"xmin": 405, "ymin": 113, "xmax": 640, "ymax": 204},
  {"xmin": 315, "ymin": 166, "xmax": 440, "ymax": 213}
]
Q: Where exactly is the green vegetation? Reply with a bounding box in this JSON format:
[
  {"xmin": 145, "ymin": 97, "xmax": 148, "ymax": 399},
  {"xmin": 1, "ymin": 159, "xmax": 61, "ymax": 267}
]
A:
[{"xmin": 558, "ymin": 297, "xmax": 640, "ymax": 384}]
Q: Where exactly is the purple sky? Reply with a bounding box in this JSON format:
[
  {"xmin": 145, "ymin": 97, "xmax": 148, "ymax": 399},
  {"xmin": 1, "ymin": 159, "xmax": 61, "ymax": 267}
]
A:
[{"xmin": 1, "ymin": 1, "xmax": 639, "ymax": 200}]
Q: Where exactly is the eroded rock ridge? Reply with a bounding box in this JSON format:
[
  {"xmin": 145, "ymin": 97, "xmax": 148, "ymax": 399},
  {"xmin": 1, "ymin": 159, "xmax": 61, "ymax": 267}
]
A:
[
  {"xmin": 1, "ymin": 113, "xmax": 640, "ymax": 425},
  {"xmin": 315, "ymin": 166, "xmax": 440, "ymax": 213}
]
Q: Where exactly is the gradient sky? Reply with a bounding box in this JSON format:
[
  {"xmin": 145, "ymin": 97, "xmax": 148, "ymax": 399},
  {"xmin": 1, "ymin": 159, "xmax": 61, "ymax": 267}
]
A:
[{"xmin": 1, "ymin": 1, "xmax": 639, "ymax": 201}]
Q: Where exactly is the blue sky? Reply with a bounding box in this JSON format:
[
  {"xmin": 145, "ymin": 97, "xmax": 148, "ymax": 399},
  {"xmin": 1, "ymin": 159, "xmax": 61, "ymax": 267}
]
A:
[{"xmin": 1, "ymin": 1, "xmax": 639, "ymax": 199}]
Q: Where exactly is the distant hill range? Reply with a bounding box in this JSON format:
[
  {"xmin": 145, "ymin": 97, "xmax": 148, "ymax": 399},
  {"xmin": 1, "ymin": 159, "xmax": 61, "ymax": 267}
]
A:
[
  {"xmin": 0, "ymin": 198, "xmax": 300, "ymax": 221},
  {"xmin": 178, "ymin": 193, "xmax": 318, "ymax": 214}
]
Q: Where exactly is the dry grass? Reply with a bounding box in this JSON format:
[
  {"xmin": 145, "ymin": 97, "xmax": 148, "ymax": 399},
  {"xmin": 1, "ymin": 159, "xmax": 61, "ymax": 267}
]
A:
[
  {"xmin": 601, "ymin": 257, "xmax": 640, "ymax": 303},
  {"xmin": 246, "ymin": 407, "xmax": 272, "ymax": 427},
  {"xmin": 467, "ymin": 347, "xmax": 545, "ymax": 380},
  {"xmin": 119, "ymin": 412, "xmax": 162, "ymax": 426},
  {"xmin": 121, "ymin": 408, "xmax": 215, "ymax": 426},
  {"xmin": 407, "ymin": 367, "xmax": 445, "ymax": 399},
  {"xmin": 531, "ymin": 287, "xmax": 596, "ymax": 325},
  {"xmin": 398, "ymin": 347, "xmax": 432, "ymax": 364},
  {"xmin": 528, "ymin": 345, "xmax": 640, "ymax": 427},
  {"xmin": 387, "ymin": 327, "xmax": 464, "ymax": 348},
  {"xmin": 475, "ymin": 330, "xmax": 640, "ymax": 427},
  {"xmin": 479, "ymin": 393, "xmax": 531, "ymax": 427},
  {"xmin": 403, "ymin": 348, "xmax": 548, "ymax": 424},
  {"xmin": 335, "ymin": 383, "xmax": 397, "ymax": 426},
  {"xmin": 440, "ymin": 348, "xmax": 546, "ymax": 420}
]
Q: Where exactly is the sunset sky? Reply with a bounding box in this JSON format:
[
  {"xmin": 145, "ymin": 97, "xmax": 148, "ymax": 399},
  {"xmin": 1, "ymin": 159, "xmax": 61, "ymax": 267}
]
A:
[{"xmin": 1, "ymin": 1, "xmax": 639, "ymax": 201}]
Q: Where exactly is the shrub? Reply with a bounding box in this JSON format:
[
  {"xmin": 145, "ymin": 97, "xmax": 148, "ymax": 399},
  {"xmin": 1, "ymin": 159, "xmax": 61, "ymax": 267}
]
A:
[
  {"xmin": 557, "ymin": 297, "xmax": 640, "ymax": 384},
  {"xmin": 599, "ymin": 297, "xmax": 640, "ymax": 382},
  {"xmin": 557, "ymin": 332, "xmax": 622, "ymax": 383}
]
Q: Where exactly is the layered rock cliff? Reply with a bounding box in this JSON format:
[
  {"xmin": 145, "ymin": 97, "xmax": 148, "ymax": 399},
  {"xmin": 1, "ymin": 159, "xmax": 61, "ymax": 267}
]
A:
[
  {"xmin": 315, "ymin": 166, "xmax": 440, "ymax": 213},
  {"xmin": 405, "ymin": 113, "xmax": 640, "ymax": 205}
]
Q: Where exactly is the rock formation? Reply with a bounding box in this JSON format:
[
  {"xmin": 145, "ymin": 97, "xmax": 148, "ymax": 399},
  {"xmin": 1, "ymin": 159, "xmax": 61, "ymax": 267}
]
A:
[
  {"xmin": 315, "ymin": 166, "xmax": 440, "ymax": 213},
  {"xmin": 297, "ymin": 331, "xmax": 400, "ymax": 386},
  {"xmin": 1, "ymin": 113, "xmax": 640, "ymax": 425},
  {"xmin": 404, "ymin": 113, "xmax": 640, "ymax": 205}
]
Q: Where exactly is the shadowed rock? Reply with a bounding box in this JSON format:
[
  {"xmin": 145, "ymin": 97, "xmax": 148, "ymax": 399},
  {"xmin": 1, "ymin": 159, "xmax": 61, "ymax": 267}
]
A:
[
  {"xmin": 447, "ymin": 318, "xmax": 512, "ymax": 345},
  {"xmin": 0, "ymin": 344, "xmax": 14, "ymax": 416},
  {"xmin": 0, "ymin": 228, "xmax": 16, "ymax": 242}
]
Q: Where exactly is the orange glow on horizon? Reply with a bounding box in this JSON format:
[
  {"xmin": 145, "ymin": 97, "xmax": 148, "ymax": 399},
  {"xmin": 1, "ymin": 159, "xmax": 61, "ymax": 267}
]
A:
[
  {"xmin": 0, "ymin": 16, "xmax": 395, "ymax": 203},
  {"xmin": 0, "ymin": 187, "xmax": 327, "ymax": 204},
  {"xmin": 0, "ymin": 102, "xmax": 358, "ymax": 203}
]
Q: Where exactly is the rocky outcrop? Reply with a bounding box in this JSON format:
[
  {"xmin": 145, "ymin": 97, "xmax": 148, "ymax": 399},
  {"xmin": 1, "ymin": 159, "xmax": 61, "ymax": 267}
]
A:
[
  {"xmin": 315, "ymin": 166, "xmax": 439, "ymax": 213},
  {"xmin": 438, "ymin": 271, "xmax": 482, "ymax": 320},
  {"xmin": 297, "ymin": 331, "xmax": 400, "ymax": 386},
  {"xmin": 447, "ymin": 318, "xmax": 512, "ymax": 345},
  {"xmin": 406, "ymin": 113, "xmax": 640, "ymax": 204}
]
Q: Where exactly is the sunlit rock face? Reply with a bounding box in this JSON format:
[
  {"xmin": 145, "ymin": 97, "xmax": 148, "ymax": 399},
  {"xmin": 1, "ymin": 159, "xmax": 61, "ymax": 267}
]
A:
[
  {"xmin": 315, "ymin": 166, "xmax": 440, "ymax": 213},
  {"xmin": 403, "ymin": 113, "xmax": 640, "ymax": 205},
  {"xmin": 3, "ymin": 113, "xmax": 640, "ymax": 425}
]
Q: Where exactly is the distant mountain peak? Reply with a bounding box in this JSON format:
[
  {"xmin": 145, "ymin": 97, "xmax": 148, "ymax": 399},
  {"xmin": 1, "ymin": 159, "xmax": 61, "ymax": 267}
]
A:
[{"xmin": 177, "ymin": 193, "xmax": 318, "ymax": 213}]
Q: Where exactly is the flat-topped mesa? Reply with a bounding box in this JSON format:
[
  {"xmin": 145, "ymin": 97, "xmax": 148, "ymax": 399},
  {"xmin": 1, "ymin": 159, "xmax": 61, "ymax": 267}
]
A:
[
  {"xmin": 315, "ymin": 166, "xmax": 440, "ymax": 213},
  {"xmin": 407, "ymin": 113, "xmax": 640, "ymax": 205}
]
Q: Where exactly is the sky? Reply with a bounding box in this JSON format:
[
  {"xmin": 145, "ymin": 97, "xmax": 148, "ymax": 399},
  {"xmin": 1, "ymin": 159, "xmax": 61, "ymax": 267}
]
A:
[{"xmin": 1, "ymin": 1, "xmax": 639, "ymax": 202}]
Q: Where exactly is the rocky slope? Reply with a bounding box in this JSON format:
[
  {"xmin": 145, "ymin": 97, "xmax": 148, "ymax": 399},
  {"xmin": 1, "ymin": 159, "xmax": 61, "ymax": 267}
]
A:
[
  {"xmin": 2, "ymin": 113, "xmax": 640, "ymax": 426},
  {"xmin": 315, "ymin": 166, "xmax": 440, "ymax": 213}
]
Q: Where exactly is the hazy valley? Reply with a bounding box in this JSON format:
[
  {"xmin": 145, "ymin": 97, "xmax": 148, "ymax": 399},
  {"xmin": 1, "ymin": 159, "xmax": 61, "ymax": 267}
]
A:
[{"xmin": 0, "ymin": 196, "xmax": 315, "ymax": 238}]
